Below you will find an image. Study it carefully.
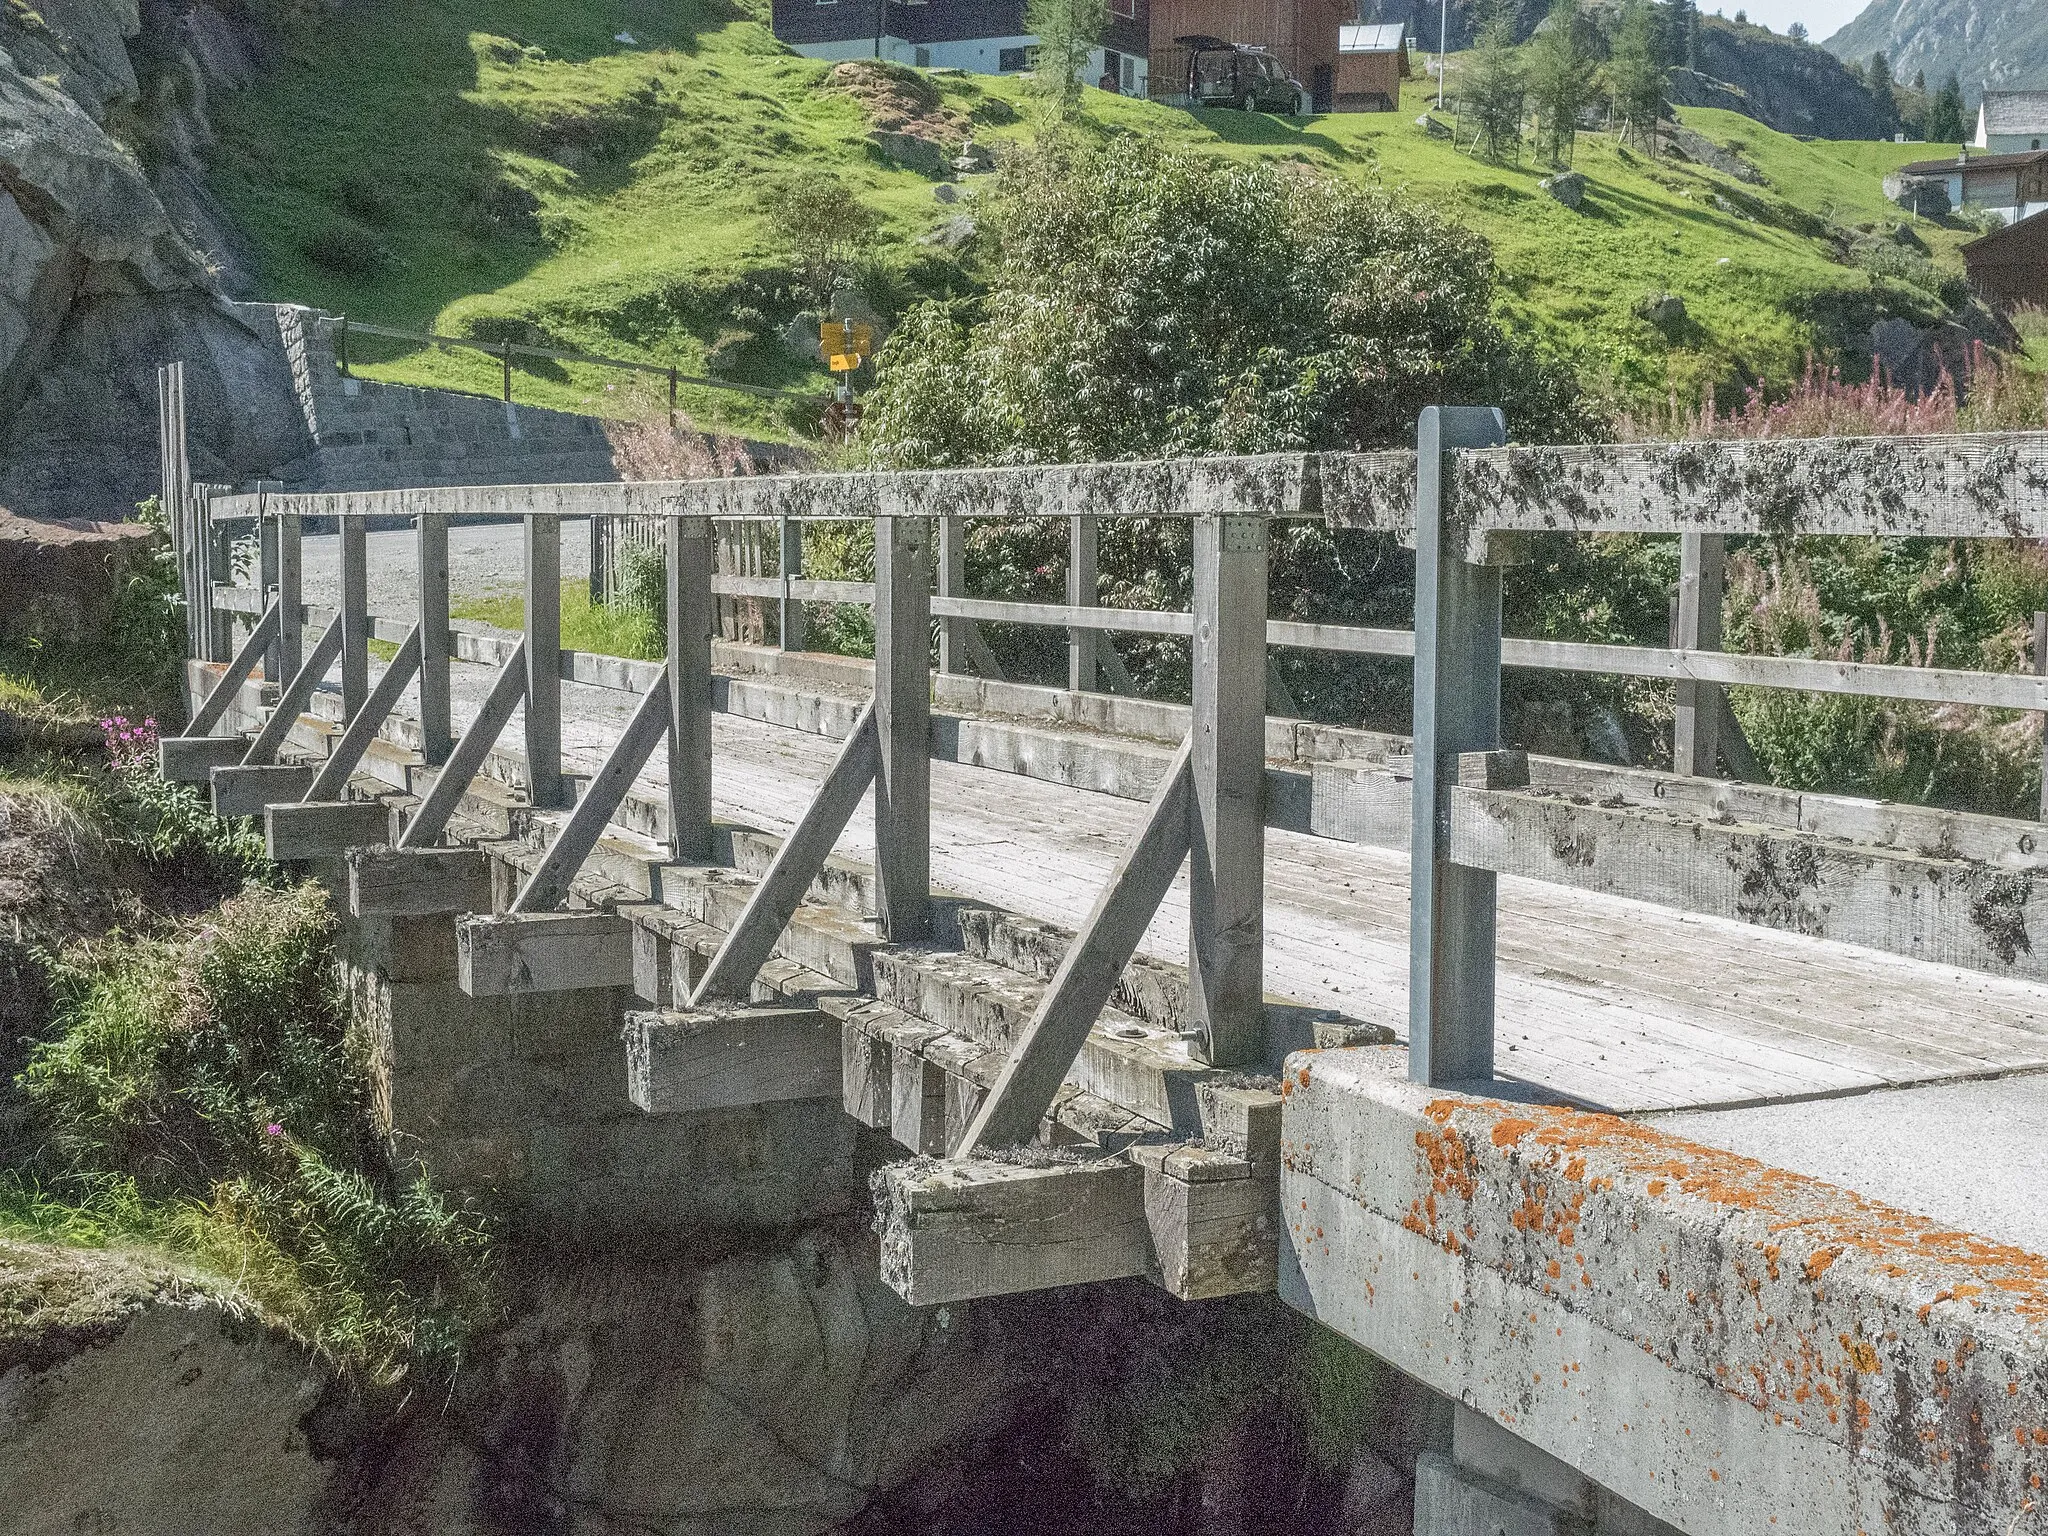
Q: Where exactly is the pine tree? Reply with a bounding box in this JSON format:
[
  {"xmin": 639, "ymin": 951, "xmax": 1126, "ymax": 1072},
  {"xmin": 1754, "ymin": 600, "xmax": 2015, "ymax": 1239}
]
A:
[
  {"xmin": 1786, "ymin": 21, "xmax": 1806, "ymax": 43},
  {"xmin": 1926, "ymin": 74, "xmax": 1968, "ymax": 144},
  {"xmin": 1867, "ymin": 51, "xmax": 1898, "ymax": 135},
  {"xmin": 1526, "ymin": 0, "xmax": 1592, "ymax": 166},
  {"xmin": 1025, "ymin": 0, "xmax": 1106, "ymax": 126},
  {"xmin": 1460, "ymin": 0, "xmax": 1526, "ymax": 162},
  {"xmin": 1605, "ymin": 0, "xmax": 1665, "ymax": 154},
  {"xmin": 1666, "ymin": 0, "xmax": 1701, "ymax": 71}
]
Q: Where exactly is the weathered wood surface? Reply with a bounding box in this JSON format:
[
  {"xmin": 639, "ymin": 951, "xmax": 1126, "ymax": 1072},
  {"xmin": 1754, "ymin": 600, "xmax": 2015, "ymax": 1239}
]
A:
[
  {"xmin": 186, "ymin": 600, "xmax": 278, "ymax": 736},
  {"xmin": 212, "ymin": 763, "xmax": 316, "ymax": 817},
  {"xmin": 1131, "ymin": 1143, "xmax": 1278, "ymax": 1300},
  {"xmin": 876, "ymin": 1156, "xmax": 1155, "ymax": 1305},
  {"xmin": 624, "ymin": 1004, "xmax": 838, "ymax": 1113},
  {"xmin": 303, "ymin": 625, "xmax": 421, "ymax": 803},
  {"xmin": 458, "ymin": 911, "xmax": 634, "ymax": 997},
  {"xmin": 1449, "ymin": 786, "xmax": 2048, "ymax": 983},
  {"xmin": 160, "ymin": 734, "xmax": 251, "ymax": 784},
  {"xmin": 264, "ymin": 799, "xmax": 392, "ymax": 861},
  {"xmin": 397, "ymin": 641, "xmax": 527, "ymax": 851},
  {"xmin": 1447, "ymin": 433, "xmax": 2048, "ymax": 556},
  {"xmin": 240, "ymin": 618, "xmax": 343, "ymax": 766},
  {"xmin": 349, "ymin": 847, "xmax": 492, "ymax": 917}
]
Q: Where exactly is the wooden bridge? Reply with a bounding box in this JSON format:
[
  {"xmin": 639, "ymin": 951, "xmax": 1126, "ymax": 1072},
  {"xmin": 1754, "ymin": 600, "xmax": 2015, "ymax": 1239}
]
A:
[{"xmin": 163, "ymin": 409, "xmax": 2048, "ymax": 1536}]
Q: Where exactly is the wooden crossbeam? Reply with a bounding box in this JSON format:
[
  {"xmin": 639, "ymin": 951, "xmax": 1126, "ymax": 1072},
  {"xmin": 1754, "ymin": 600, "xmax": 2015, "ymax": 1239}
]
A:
[
  {"xmin": 240, "ymin": 618, "xmax": 344, "ymax": 768},
  {"xmin": 458, "ymin": 910, "xmax": 634, "ymax": 996},
  {"xmin": 511, "ymin": 674, "xmax": 672, "ymax": 913},
  {"xmin": 212, "ymin": 763, "xmax": 316, "ymax": 817},
  {"xmin": 265, "ymin": 799, "xmax": 393, "ymax": 861},
  {"xmin": 396, "ymin": 640, "xmax": 526, "ymax": 851},
  {"xmin": 160, "ymin": 734, "xmax": 250, "ymax": 784},
  {"xmin": 624, "ymin": 1004, "xmax": 839, "ymax": 1113},
  {"xmin": 349, "ymin": 846, "xmax": 491, "ymax": 917},
  {"xmin": 185, "ymin": 599, "xmax": 279, "ymax": 737},
  {"xmin": 303, "ymin": 625, "xmax": 421, "ymax": 803},
  {"xmin": 690, "ymin": 702, "xmax": 879, "ymax": 1002},
  {"xmin": 957, "ymin": 737, "xmax": 1193, "ymax": 1153}
]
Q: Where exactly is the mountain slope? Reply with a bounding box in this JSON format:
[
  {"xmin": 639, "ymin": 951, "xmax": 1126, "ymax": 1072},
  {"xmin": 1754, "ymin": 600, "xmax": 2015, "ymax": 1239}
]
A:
[{"xmin": 1826, "ymin": 0, "xmax": 2048, "ymax": 100}]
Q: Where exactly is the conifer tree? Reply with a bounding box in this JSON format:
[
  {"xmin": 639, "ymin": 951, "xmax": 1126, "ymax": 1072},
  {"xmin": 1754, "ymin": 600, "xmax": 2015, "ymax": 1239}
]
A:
[
  {"xmin": 1460, "ymin": 0, "xmax": 1526, "ymax": 162},
  {"xmin": 1526, "ymin": 0, "xmax": 1592, "ymax": 166},
  {"xmin": 1026, "ymin": 0, "xmax": 1106, "ymax": 126},
  {"xmin": 1926, "ymin": 74, "xmax": 1968, "ymax": 144},
  {"xmin": 1867, "ymin": 51, "xmax": 1898, "ymax": 135},
  {"xmin": 1605, "ymin": 0, "xmax": 1665, "ymax": 153}
]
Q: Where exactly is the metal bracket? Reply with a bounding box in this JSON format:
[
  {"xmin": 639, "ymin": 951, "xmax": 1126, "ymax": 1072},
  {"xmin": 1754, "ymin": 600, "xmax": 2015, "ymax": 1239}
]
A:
[{"xmin": 1219, "ymin": 516, "xmax": 1270, "ymax": 554}]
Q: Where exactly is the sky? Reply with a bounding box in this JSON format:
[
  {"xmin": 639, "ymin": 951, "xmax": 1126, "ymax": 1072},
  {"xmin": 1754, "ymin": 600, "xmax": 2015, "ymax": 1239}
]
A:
[{"xmin": 1711, "ymin": 0, "xmax": 1873, "ymax": 43}]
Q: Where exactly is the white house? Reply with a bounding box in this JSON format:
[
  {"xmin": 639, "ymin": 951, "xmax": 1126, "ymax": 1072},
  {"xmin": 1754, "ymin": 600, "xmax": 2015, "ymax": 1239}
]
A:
[{"xmin": 1975, "ymin": 92, "xmax": 2048, "ymax": 155}]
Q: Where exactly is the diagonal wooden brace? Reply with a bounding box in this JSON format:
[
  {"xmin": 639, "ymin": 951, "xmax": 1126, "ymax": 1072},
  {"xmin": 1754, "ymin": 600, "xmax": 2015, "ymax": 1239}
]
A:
[
  {"xmin": 690, "ymin": 701, "xmax": 879, "ymax": 1002},
  {"xmin": 510, "ymin": 671, "xmax": 672, "ymax": 913},
  {"xmin": 396, "ymin": 640, "xmax": 527, "ymax": 851},
  {"xmin": 184, "ymin": 599, "xmax": 280, "ymax": 737},
  {"xmin": 303, "ymin": 625, "xmax": 421, "ymax": 803},
  {"xmin": 955, "ymin": 735, "xmax": 1193, "ymax": 1153},
  {"xmin": 240, "ymin": 617, "xmax": 344, "ymax": 768}
]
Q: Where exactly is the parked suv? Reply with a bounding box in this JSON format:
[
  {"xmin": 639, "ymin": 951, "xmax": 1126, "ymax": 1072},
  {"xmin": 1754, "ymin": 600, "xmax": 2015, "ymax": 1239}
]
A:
[{"xmin": 1179, "ymin": 36, "xmax": 1307, "ymax": 115}]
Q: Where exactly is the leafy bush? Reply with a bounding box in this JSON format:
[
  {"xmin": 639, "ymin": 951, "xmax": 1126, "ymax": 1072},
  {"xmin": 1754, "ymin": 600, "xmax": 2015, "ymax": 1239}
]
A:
[
  {"xmin": 94, "ymin": 714, "xmax": 268, "ymax": 887},
  {"xmin": 301, "ymin": 216, "xmax": 390, "ymax": 278},
  {"xmin": 15, "ymin": 882, "xmax": 498, "ymax": 1378}
]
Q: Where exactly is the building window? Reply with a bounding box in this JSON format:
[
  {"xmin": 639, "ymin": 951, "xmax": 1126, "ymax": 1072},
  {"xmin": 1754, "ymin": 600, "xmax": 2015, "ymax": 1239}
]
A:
[
  {"xmin": 999, "ymin": 46, "xmax": 1029, "ymax": 70},
  {"xmin": 915, "ymin": 45, "xmax": 931, "ymax": 66}
]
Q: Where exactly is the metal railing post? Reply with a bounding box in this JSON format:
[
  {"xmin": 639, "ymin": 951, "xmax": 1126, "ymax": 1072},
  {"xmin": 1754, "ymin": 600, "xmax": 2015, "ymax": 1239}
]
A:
[
  {"xmin": 1187, "ymin": 511, "xmax": 1270, "ymax": 1068},
  {"xmin": 525, "ymin": 514, "xmax": 564, "ymax": 808},
  {"xmin": 1068, "ymin": 513, "xmax": 1099, "ymax": 693},
  {"xmin": 339, "ymin": 514, "xmax": 369, "ymax": 719},
  {"xmin": 1673, "ymin": 533, "xmax": 1726, "ymax": 776},
  {"xmin": 417, "ymin": 511, "xmax": 453, "ymax": 766},
  {"xmin": 668, "ymin": 514, "xmax": 715, "ymax": 859},
  {"xmin": 1409, "ymin": 405, "xmax": 1509, "ymax": 1087},
  {"xmin": 874, "ymin": 513, "xmax": 932, "ymax": 941}
]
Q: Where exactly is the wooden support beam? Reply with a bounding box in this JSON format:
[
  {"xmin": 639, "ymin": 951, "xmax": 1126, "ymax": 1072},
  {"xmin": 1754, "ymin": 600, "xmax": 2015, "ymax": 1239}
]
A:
[
  {"xmin": 624, "ymin": 1004, "xmax": 838, "ymax": 1114},
  {"xmin": 1672, "ymin": 533, "xmax": 1725, "ymax": 778},
  {"xmin": 348, "ymin": 847, "xmax": 491, "ymax": 917},
  {"xmin": 339, "ymin": 515, "xmax": 369, "ymax": 718},
  {"xmin": 1188, "ymin": 514, "xmax": 1269, "ymax": 1068},
  {"xmin": 265, "ymin": 800, "xmax": 394, "ymax": 862},
  {"xmin": 873, "ymin": 515, "xmax": 932, "ymax": 942},
  {"xmin": 241, "ymin": 618, "xmax": 344, "ymax": 768},
  {"xmin": 668, "ymin": 517, "xmax": 714, "ymax": 860},
  {"xmin": 211, "ymin": 763, "xmax": 316, "ymax": 817},
  {"xmin": 891, "ymin": 1033, "xmax": 949, "ymax": 1155},
  {"xmin": 525, "ymin": 514, "xmax": 564, "ymax": 808},
  {"xmin": 276, "ymin": 507, "xmax": 302, "ymax": 686},
  {"xmin": 1133, "ymin": 1142, "xmax": 1277, "ymax": 1300},
  {"xmin": 1068, "ymin": 513, "xmax": 1099, "ymax": 693},
  {"xmin": 417, "ymin": 512, "xmax": 453, "ymax": 766},
  {"xmin": 1448, "ymin": 785, "xmax": 2048, "ymax": 982},
  {"xmin": 690, "ymin": 703, "xmax": 878, "ymax": 1002},
  {"xmin": 396, "ymin": 640, "xmax": 526, "ymax": 851},
  {"xmin": 958, "ymin": 738, "xmax": 1192, "ymax": 1152},
  {"xmin": 160, "ymin": 734, "xmax": 250, "ymax": 784},
  {"xmin": 303, "ymin": 625, "xmax": 421, "ymax": 803},
  {"xmin": 875, "ymin": 1156, "xmax": 1154, "ymax": 1306},
  {"xmin": 185, "ymin": 601, "xmax": 279, "ymax": 737},
  {"xmin": 511, "ymin": 677, "xmax": 671, "ymax": 913},
  {"xmin": 1409, "ymin": 406, "xmax": 1508, "ymax": 1088},
  {"xmin": 258, "ymin": 506, "xmax": 279, "ymax": 683},
  {"xmin": 842, "ymin": 1015, "xmax": 894, "ymax": 1128},
  {"xmin": 457, "ymin": 910, "xmax": 634, "ymax": 997}
]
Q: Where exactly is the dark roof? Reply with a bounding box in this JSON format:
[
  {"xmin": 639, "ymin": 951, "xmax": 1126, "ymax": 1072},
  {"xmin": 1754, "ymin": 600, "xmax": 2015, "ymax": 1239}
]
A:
[
  {"xmin": 1898, "ymin": 150, "xmax": 2048, "ymax": 176},
  {"xmin": 1962, "ymin": 208, "xmax": 2048, "ymax": 257}
]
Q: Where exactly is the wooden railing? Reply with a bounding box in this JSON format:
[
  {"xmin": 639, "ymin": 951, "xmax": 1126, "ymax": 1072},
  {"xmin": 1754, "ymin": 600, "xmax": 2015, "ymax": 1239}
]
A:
[{"xmin": 167, "ymin": 414, "xmax": 2048, "ymax": 1134}]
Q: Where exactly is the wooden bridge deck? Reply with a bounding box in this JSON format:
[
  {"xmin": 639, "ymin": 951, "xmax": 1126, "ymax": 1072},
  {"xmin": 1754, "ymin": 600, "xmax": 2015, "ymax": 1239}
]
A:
[{"xmin": 392, "ymin": 645, "xmax": 2048, "ymax": 1115}]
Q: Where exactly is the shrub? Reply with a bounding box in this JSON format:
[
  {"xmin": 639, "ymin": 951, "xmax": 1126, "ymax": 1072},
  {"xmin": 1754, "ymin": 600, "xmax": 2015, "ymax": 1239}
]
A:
[{"xmin": 301, "ymin": 216, "xmax": 390, "ymax": 278}]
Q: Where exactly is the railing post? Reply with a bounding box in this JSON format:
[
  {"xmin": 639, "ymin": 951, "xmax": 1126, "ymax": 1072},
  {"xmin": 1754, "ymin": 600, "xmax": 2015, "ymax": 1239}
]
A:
[
  {"xmin": 340, "ymin": 514, "xmax": 369, "ymax": 718},
  {"xmin": 198, "ymin": 485, "xmax": 227, "ymax": 662},
  {"xmin": 668, "ymin": 514, "xmax": 715, "ymax": 859},
  {"xmin": 525, "ymin": 514, "xmax": 564, "ymax": 808},
  {"xmin": 276, "ymin": 508, "xmax": 303, "ymax": 684},
  {"xmin": 1068, "ymin": 513, "xmax": 1099, "ymax": 693},
  {"xmin": 1409, "ymin": 405, "xmax": 1509, "ymax": 1087},
  {"xmin": 873, "ymin": 512, "xmax": 932, "ymax": 942},
  {"xmin": 258, "ymin": 498, "xmax": 280, "ymax": 681},
  {"xmin": 779, "ymin": 512, "xmax": 806, "ymax": 652},
  {"xmin": 500, "ymin": 345, "xmax": 514, "ymax": 403},
  {"xmin": 1187, "ymin": 512, "xmax": 1270, "ymax": 1067},
  {"xmin": 1673, "ymin": 533, "xmax": 1726, "ymax": 777},
  {"xmin": 417, "ymin": 511, "xmax": 453, "ymax": 766},
  {"xmin": 2035, "ymin": 610, "xmax": 2048, "ymax": 823},
  {"xmin": 937, "ymin": 514, "xmax": 967, "ymax": 676}
]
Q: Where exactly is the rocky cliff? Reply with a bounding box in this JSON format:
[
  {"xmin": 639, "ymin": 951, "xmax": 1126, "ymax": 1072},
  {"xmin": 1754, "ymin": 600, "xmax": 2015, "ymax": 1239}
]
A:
[
  {"xmin": 1827, "ymin": 0, "xmax": 2048, "ymax": 104},
  {"xmin": 0, "ymin": 1, "xmax": 309, "ymax": 521}
]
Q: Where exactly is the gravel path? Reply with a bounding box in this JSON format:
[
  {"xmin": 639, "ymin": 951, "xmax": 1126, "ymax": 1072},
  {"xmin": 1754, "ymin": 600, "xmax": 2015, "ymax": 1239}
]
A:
[{"xmin": 298, "ymin": 519, "xmax": 593, "ymax": 616}]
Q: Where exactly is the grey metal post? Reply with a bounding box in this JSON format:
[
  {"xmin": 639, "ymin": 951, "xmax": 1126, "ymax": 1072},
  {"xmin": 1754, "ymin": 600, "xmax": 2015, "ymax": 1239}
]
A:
[
  {"xmin": 668, "ymin": 514, "xmax": 715, "ymax": 859},
  {"xmin": 1673, "ymin": 533, "xmax": 1726, "ymax": 777},
  {"xmin": 1187, "ymin": 513, "xmax": 1269, "ymax": 1068},
  {"xmin": 258, "ymin": 500, "xmax": 280, "ymax": 682},
  {"xmin": 873, "ymin": 514, "xmax": 932, "ymax": 942},
  {"xmin": 276, "ymin": 509, "xmax": 303, "ymax": 684},
  {"xmin": 417, "ymin": 512, "xmax": 453, "ymax": 766},
  {"xmin": 937, "ymin": 514, "xmax": 967, "ymax": 675},
  {"xmin": 525, "ymin": 514, "xmax": 564, "ymax": 808},
  {"xmin": 1068, "ymin": 513, "xmax": 1099, "ymax": 693},
  {"xmin": 779, "ymin": 512, "xmax": 806, "ymax": 652},
  {"xmin": 1409, "ymin": 405, "xmax": 1509, "ymax": 1087},
  {"xmin": 339, "ymin": 514, "xmax": 369, "ymax": 719}
]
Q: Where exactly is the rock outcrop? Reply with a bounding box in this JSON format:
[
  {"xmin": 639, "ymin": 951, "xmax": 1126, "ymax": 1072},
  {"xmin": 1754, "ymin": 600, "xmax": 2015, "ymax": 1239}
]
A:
[{"xmin": 0, "ymin": 2, "xmax": 310, "ymax": 521}]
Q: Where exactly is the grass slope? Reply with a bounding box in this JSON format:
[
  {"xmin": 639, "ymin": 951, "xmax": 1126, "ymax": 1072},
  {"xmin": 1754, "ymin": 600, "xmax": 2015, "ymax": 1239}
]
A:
[{"xmin": 208, "ymin": 0, "xmax": 1967, "ymax": 433}]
